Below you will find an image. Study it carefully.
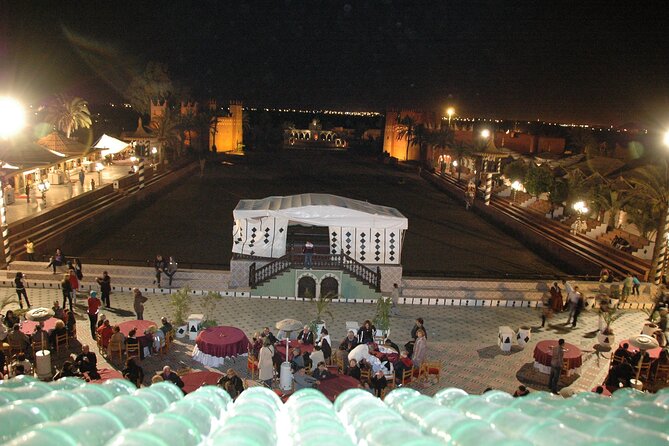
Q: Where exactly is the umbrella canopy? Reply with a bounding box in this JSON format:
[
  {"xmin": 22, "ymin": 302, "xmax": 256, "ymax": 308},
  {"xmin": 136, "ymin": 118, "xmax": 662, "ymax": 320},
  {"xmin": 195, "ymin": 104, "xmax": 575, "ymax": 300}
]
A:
[
  {"xmin": 276, "ymin": 319, "xmax": 303, "ymax": 333},
  {"xmin": 25, "ymin": 307, "xmax": 54, "ymax": 322},
  {"xmin": 37, "ymin": 132, "xmax": 95, "ymax": 158},
  {"xmin": 628, "ymin": 334, "xmax": 659, "ymax": 351}
]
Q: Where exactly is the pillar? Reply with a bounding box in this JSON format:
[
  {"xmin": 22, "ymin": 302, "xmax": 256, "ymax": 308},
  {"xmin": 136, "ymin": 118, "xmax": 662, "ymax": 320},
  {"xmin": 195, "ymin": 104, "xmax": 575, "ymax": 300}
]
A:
[
  {"xmin": 138, "ymin": 158, "xmax": 145, "ymax": 190},
  {"xmin": 484, "ymin": 172, "xmax": 493, "ymax": 206},
  {"xmin": 0, "ymin": 189, "xmax": 10, "ymax": 266},
  {"xmin": 654, "ymin": 203, "xmax": 669, "ymax": 284}
]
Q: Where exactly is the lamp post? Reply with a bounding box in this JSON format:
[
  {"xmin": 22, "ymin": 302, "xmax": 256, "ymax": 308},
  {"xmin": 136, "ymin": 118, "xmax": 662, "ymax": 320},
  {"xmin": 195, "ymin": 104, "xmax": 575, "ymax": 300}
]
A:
[
  {"xmin": 446, "ymin": 107, "xmax": 455, "ymax": 128},
  {"xmin": 0, "ymin": 97, "xmax": 26, "ymax": 267},
  {"xmin": 480, "ymin": 129, "xmax": 493, "ymax": 205},
  {"xmin": 572, "ymin": 200, "xmax": 589, "ymax": 235},
  {"xmin": 511, "ymin": 180, "xmax": 523, "ymax": 205}
]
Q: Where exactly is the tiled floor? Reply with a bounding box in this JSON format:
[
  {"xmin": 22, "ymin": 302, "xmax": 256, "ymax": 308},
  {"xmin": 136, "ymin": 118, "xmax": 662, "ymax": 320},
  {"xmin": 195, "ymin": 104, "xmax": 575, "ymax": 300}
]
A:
[{"xmin": 13, "ymin": 286, "xmax": 650, "ymax": 396}]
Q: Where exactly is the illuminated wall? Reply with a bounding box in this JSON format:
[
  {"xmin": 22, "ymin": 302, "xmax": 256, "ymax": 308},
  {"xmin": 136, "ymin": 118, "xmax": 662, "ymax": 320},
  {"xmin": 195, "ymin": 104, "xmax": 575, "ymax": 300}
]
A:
[
  {"xmin": 382, "ymin": 109, "xmax": 434, "ymax": 161},
  {"xmin": 210, "ymin": 101, "xmax": 243, "ymax": 152}
]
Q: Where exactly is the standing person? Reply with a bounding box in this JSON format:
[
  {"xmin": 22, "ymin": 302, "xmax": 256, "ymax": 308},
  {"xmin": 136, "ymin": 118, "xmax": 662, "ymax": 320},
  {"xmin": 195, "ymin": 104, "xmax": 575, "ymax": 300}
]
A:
[
  {"xmin": 68, "ymin": 268, "xmax": 79, "ymax": 306},
  {"xmin": 412, "ymin": 329, "xmax": 428, "ymax": 369},
  {"xmin": 87, "ymin": 291, "xmax": 101, "ymax": 338},
  {"xmin": 549, "ymin": 339, "xmax": 565, "ymax": 394},
  {"xmin": 303, "ymin": 241, "xmax": 314, "ymax": 269},
  {"xmin": 622, "ymin": 273, "xmax": 633, "ymax": 303},
  {"xmin": 357, "ymin": 320, "xmax": 375, "ymax": 345},
  {"xmin": 66, "ymin": 176, "xmax": 73, "ymax": 198},
  {"xmin": 24, "ymin": 181, "xmax": 30, "ymax": 203},
  {"xmin": 153, "ymin": 255, "xmax": 166, "ymax": 287},
  {"xmin": 78, "ymin": 169, "xmax": 85, "ymax": 188},
  {"xmin": 390, "ymin": 283, "xmax": 400, "ymax": 316},
  {"xmin": 133, "ymin": 288, "xmax": 148, "ymax": 320},
  {"xmin": 258, "ymin": 337, "xmax": 275, "ymax": 388},
  {"xmin": 317, "ymin": 327, "xmax": 332, "ymax": 363},
  {"xmin": 46, "ymin": 248, "xmax": 64, "ymax": 274},
  {"xmin": 61, "ymin": 273, "xmax": 73, "ymax": 312},
  {"xmin": 14, "ymin": 272, "xmax": 31, "ymax": 309},
  {"xmin": 565, "ymin": 286, "xmax": 581, "ymax": 325},
  {"xmin": 73, "ymin": 258, "xmax": 83, "ymax": 280},
  {"xmin": 96, "ymin": 271, "xmax": 112, "ymax": 308},
  {"xmin": 540, "ymin": 291, "xmax": 553, "ymax": 328},
  {"xmin": 550, "ymin": 282, "xmax": 564, "ymax": 313},
  {"xmin": 24, "ymin": 239, "xmax": 35, "ymax": 262},
  {"xmin": 571, "ymin": 289, "xmax": 585, "ymax": 328},
  {"xmin": 632, "ymin": 274, "xmax": 641, "ymax": 297},
  {"xmin": 164, "ymin": 256, "xmax": 178, "ymax": 287}
]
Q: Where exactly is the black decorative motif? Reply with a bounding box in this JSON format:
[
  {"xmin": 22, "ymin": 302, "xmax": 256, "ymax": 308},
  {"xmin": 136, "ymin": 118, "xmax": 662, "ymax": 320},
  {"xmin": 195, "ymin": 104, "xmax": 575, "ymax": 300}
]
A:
[
  {"xmin": 279, "ymin": 228, "xmax": 284, "ymax": 233},
  {"xmin": 345, "ymin": 231, "xmax": 351, "ymax": 237},
  {"xmin": 332, "ymin": 231, "xmax": 337, "ymax": 237}
]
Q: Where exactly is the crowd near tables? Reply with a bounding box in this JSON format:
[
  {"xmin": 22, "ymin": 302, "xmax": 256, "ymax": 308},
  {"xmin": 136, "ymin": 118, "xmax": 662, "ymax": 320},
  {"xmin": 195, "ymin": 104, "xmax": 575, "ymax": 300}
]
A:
[
  {"xmin": 275, "ymin": 339, "xmax": 314, "ymax": 360},
  {"xmin": 619, "ymin": 339, "xmax": 663, "ymax": 360},
  {"xmin": 533, "ymin": 340, "xmax": 583, "ymax": 376},
  {"xmin": 20, "ymin": 317, "xmax": 59, "ymax": 336},
  {"xmin": 192, "ymin": 326, "xmax": 249, "ymax": 367}
]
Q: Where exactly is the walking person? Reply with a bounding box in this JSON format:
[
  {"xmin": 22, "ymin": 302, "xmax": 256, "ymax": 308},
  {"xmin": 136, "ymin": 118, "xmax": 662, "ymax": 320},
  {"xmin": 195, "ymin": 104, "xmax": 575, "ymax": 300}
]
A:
[
  {"xmin": 540, "ymin": 291, "xmax": 553, "ymax": 328},
  {"xmin": 133, "ymin": 288, "xmax": 148, "ymax": 320},
  {"xmin": 68, "ymin": 268, "xmax": 79, "ymax": 306},
  {"xmin": 390, "ymin": 283, "xmax": 400, "ymax": 316},
  {"xmin": 24, "ymin": 239, "xmax": 35, "ymax": 262},
  {"xmin": 303, "ymin": 241, "xmax": 314, "ymax": 269},
  {"xmin": 87, "ymin": 291, "xmax": 101, "ymax": 338},
  {"xmin": 571, "ymin": 291, "xmax": 585, "ymax": 328},
  {"xmin": 14, "ymin": 272, "xmax": 31, "ymax": 309},
  {"xmin": 61, "ymin": 273, "xmax": 73, "ymax": 312},
  {"xmin": 565, "ymin": 285, "xmax": 581, "ymax": 325},
  {"xmin": 24, "ymin": 181, "xmax": 30, "ymax": 203},
  {"xmin": 549, "ymin": 339, "xmax": 565, "ymax": 394},
  {"xmin": 96, "ymin": 271, "xmax": 112, "ymax": 308},
  {"xmin": 73, "ymin": 258, "xmax": 83, "ymax": 280},
  {"xmin": 550, "ymin": 281, "xmax": 563, "ymax": 313},
  {"xmin": 164, "ymin": 256, "xmax": 178, "ymax": 287},
  {"xmin": 622, "ymin": 273, "xmax": 633, "ymax": 303},
  {"xmin": 632, "ymin": 274, "xmax": 641, "ymax": 297},
  {"xmin": 78, "ymin": 169, "xmax": 85, "ymax": 188},
  {"xmin": 153, "ymin": 255, "xmax": 166, "ymax": 287}
]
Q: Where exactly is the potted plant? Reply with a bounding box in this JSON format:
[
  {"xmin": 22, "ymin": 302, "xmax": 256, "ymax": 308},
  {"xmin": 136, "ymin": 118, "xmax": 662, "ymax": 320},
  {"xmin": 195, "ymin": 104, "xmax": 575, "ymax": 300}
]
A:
[
  {"xmin": 308, "ymin": 290, "xmax": 335, "ymax": 337},
  {"xmin": 201, "ymin": 291, "xmax": 223, "ymax": 329},
  {"xmin": 170, "ymin": 286, "xmax": 192, "ymax": 338},
  {"xmin": 609, "ymin": 284, "xmax": 621, "ymax": 308},
  {"xmin": 373, "ymin": 296, "xmax": 392, "ymax": 340},
  {"xmin": 597, "ymin": 307, "xmax": 622, "ymax": 349}
]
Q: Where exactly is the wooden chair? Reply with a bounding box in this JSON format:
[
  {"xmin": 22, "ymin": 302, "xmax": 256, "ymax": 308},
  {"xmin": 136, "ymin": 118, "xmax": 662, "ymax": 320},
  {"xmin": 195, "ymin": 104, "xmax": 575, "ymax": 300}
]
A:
[
  {"xmin": 95, "ymin": 333, "xmax": 105, "ymax": 354},
  {"xmin": 31, "ymin": 339, "xmax": 46, "ymax": 354},
  {"xmin": 637, "ymin": 361, "xmax": 652, "ymax": 381},
  {"xmin": 334, "ymin": 354, "xmax": 345, "ymax": 374},
  {"xmin": 247, "ymin": 354, "xmax": 259, "ymax": 379},
  {"xmin": 420, "ymin": 361, "xmax": 442, "ymax": 383},
  {"xmin": 8, "ymin": 339, "xmax": 24, "ymax": 357},
  {"xmin": 560, "ymin": 359, "xmax": 570, "ymax": 377},
  {"xmin": 54, "ymin": 333, "xmax": 69, "ymax": 353},
  {"xmin": 160, "ymin": 330, "xmax": 174, "ymax": 356},
  {"xmin": 610, "ymin": 352, "xmax": 625, "ymax": 369},
  {"xmin": 108, "ymin": 340, "xmax": 124, "ymax": 364},
  {"xmin": 126, "ymin": 343, "xmax": 140, "ymax": 361},
  {"xmin": 359, "ymin": 368, "xmax": 371, "ymax": 384},
  {"xmin": 397, "ymin": 368, "xmax": 413, "ymax": 387},
  {"xmin": 652, "ymin": 364, "xmax": 669, "ymax": 385}
]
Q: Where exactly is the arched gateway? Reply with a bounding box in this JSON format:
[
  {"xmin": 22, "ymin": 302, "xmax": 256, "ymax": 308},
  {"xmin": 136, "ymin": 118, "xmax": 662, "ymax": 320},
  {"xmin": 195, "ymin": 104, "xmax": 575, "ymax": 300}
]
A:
[{"xmin": 229, "ymin": 194, "xmax": 408, "ymax": 300}]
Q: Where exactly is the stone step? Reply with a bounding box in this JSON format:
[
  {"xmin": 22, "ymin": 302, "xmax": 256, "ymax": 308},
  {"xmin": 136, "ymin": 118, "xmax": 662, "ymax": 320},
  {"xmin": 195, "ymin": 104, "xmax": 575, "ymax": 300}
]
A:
[
  {"xmin": 401, "ymin": 288, "xmax": 546, "ymax": 301},
  {"xmin": 401, "ymin": 277, "xmax": 551, "ymax": 291},
  {"xmin": 9, "ymin": 261, "xmax": 229, "ymax": 279}
]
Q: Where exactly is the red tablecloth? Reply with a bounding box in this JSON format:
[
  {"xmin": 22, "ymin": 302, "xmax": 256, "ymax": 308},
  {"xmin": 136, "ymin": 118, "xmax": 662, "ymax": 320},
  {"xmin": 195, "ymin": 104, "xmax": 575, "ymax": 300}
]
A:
[
  {"xmin": 181, "ymin": 370, "xmax": 224, "ymax": 394},
  {"xmin": 619, "ymin": 339, "xmax": 663, "ymax": 360},
  {"xmin": 533, "ymin": 340, "xmax": 582, "ymax": 370},
  {"xmin": 318, "ymin": 375, "xmax": 360, "ymax": 402},
  {"xmin": 275, "ymin": 340, "xmax": 314, "ymax": 361},
  {"xmin": 118, "ymin": 320, "xmax": 157, "ymax": 346},
  {"xmin": 195, "ymin": 326, "xmax": 249, "ymax": 358},
  {"xmin": 87, "ymin": 368, "xmax": 123, "ymax": 384},
  {"xmin": 21, "ymin": 317, "xmax": 59, "ymax": 336}
]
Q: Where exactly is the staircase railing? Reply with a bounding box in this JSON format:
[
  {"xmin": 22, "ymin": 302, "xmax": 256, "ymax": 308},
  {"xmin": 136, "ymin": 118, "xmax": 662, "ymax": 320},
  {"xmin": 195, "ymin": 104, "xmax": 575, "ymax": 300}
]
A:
[{"xmin": 249, "ymin": 253, "xmax": 381, "ymax": 291}]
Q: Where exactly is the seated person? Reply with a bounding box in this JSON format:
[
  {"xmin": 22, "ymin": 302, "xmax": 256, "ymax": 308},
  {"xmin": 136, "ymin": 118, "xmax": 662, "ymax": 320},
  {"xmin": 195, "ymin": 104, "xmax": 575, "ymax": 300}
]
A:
[
  {"xmin": 49, "ymin": 320, "xmax": 68, "ymax": 348},
  {"xmin": 75, "ymin": 344, "xmax": 100, "ymax": 380},
  {"xmin": 262, "ymin": 326, "xmax": 277, "ymax": 344},
  {"xmin": 12, "ymin": 364, "xmax": 26, "ymax": 377},
  {"xmin": 96, "ymin": 320, "xmax": 114, "ymax": 349},
  {"xmin": 160, "ymin": 366, "xmax": 185, "ymax": 389},
  {"xmin": 339, "ymin": 331, "xmax": 359, "ymax": 353},
  {"xmin": 291, "ymin": 348, "xmax": 305, "ymax": 370},
  {"xmin": 348, "ymin": 343, "xmax": 372, "ymax": 365},
  {"xmin": 309, "ymin": 345, "xmax": 325, "ymax": 372},
  {"xmin": 160, "ymin": 317, "xmax": 173, "ymax": 336},
  {"xmin": 32, "ymin": 325, "xmax": 47, "ymax": 348},
  {"xmin": 0, "ymin": 319, "xmax": 7, "ymax": 342},
  {"xmin": 0, "ymin": 350, "xmax": 5, "ymax": 374},
  {"xmin": 370, "ymin": 370, "xmax": 387, "ymax": 397},
  {"xmin": 612, "ymin": 343, "xmax": 632, "ymax": 365},
  {"xmin": 52, "ymin": 301, "xmax": 65, "ymax": 321},
  {"xmin": 297, "ymin": 326, "xmax": 314, "ymax": 345},
  {"xmin": 513, "ymin": 385, "xmax": 530, "ymax": 397},
  {"xmin": 7, "ymin": 324, "xmax": 31, "ymax": 354},
  {"xmin": 383, "ymin": 338, "xmax": 401, "ymax": 354},
  {"xmin": 108, "ymin": 325, "xmax": 126, "ymax": 355},
  {"xmin": 393, "ymin": 350, "xmax": 414, "ymax": 381},
  {"xmin": 593, "ymin": 386, "xmax": 605, "ymax": 394},
  {"xmin": 4, "ymin": 310, "xmax": 19, "ymax": 329},
  {"xmin": 10, "ymin": 352, "xmax": 32, "ymax": 377},
  {"xmin": 293, "ymin": 365, "xmax": 319, "ymax": 390},
  {"xmin": 123, "ymin": 357, "xmax": 145, "ymax": 387},
  {"xmin": 126, "ymin": 328, "xmax": 140, "ymax": 351},
  {"xmin": 149, "ymin": 326, "xmax": 165, "ymax": 352},
  {"xmin": 606, "ymin": 358, "xmax": 634, "ymax": 390},
  {"xmin": 651, "ymin": 349, "xmax": 669, "ymax": 380},
  {"xmin": 250, "ymin": 332, "xmax": 263, "ymax": 358},
  {"xmin": 64, "ymin": 309, "xmax": 76, "ymax": 336},
  {"xmin": 347, "ymin": 359, "xmax": 361, "ymax": 381},
  {"xmin": 217, "ymin": 368, "xmax": 245, "ymax": 398},
  {"xmin": 313, "ymin": 361, "xmax": 331, "ymax": 380},
  {"xmin": 97, "ymin": 314, "xmax": 107, "ymax": 329}
]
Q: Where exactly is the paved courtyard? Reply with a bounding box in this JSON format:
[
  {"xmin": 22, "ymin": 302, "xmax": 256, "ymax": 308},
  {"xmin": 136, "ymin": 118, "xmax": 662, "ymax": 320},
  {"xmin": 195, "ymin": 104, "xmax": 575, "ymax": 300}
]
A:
[{"xmin": 10, "ymin": 286, "xmax": 649, "ymax": 395}]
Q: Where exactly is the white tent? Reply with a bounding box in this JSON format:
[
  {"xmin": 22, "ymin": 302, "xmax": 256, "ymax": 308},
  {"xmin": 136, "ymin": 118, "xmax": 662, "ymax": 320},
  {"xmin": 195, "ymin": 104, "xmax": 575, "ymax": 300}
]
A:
[
  {"xmin": 232, "ymin": 194, "xmax": 408, "ymax": 264},
  {"xmin": 93, "ymin": 134, "xmax": 131, "ymax": 157}
]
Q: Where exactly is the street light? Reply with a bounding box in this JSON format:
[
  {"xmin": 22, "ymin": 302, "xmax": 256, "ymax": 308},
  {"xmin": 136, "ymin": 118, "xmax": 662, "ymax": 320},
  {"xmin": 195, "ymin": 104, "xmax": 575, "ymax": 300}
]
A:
[
  {"xmin": 573, "ymin": 200, "xmax": 589, "ymax": 215},
  {"xmin": 0, "ymin": 97, "xmax": 25, "ymax": 139},
  {"xmin": 446, "ymin": 107, "xmax": 455, "ymax": 128},
  {"xmin": 480, "ymin": 128, "xmax": 491, "ymax": 139},
  {"xmin": 511, "ymin": 180, "xmax": 523, "ymax": 205}
]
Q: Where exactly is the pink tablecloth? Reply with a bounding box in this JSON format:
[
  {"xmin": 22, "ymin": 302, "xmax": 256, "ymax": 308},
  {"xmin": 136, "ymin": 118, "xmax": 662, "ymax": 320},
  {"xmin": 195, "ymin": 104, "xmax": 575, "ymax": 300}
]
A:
[
  {"xmin": 21, "ymin": 317, "xmax": 59, "ymax": 336},
  {"xmin": 318, "ymin": 374, "xmax": 360, "ymax": 402},
  {"xmin": 181, "ymin": 370, "xmax": 224, "ymax": 394},
  {"xmin": 87, "ymin": 368, "xmax": 123, "ymax": 384},
  {"xmin": 275, "ymin": 340, "xmax": 315, "ymax": 361},
  {"xmin": 118, "ymin": 320, "xmax": 157, "ymax": 345},
  {"xmin": 195, "ymin": 326, "xmax": 249, "ymax": 358},
  {"xmin": 533, "ymin": 340, "xmax": 582, "ymax": 371},
  {"xmin": 619, "ymin": 339, "xmax": 663, "ymax": 360}
]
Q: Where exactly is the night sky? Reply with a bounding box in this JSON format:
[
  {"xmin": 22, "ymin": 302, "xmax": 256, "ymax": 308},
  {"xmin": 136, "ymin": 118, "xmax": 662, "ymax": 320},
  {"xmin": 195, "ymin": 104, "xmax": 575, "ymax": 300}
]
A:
[{"xmin": 2, "ymin": 1, "xmax": 669, "ymax": 125}]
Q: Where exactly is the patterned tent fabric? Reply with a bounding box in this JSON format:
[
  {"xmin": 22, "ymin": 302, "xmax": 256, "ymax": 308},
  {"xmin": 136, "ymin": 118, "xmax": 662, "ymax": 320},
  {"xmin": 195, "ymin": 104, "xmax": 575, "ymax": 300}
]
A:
[
  {"xmin": 1, "ymin": 376, "xmax": 668, "ymax": 445},
  {"xmin": 37, "ymin": 132, "xmax": 95, "ymax": 157}
]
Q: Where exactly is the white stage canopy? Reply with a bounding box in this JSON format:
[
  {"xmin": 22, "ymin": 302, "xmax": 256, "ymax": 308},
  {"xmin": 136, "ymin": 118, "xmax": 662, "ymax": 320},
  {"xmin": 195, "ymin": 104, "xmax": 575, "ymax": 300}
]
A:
[
  {"xmin": 232, "ymin": 194, "xmax": 408, "ymax": 264},
  {"xmin": 93, "ymin": 134, "xmax": 131, "ymax": 157}
]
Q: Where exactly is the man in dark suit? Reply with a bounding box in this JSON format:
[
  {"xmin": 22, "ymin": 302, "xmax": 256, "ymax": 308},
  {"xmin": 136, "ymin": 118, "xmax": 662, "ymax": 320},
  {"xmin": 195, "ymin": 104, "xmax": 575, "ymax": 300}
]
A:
[
  {"xmin": 262, "ymin": 327, "xmax": 278, "ymax": 344},
  {"xmin": 161, "ymin": 365, "xmax": 185, "ymax": 389},
  {"xmin": 297, "ymin": 326, "xmax": 314, "ymax": 345}
]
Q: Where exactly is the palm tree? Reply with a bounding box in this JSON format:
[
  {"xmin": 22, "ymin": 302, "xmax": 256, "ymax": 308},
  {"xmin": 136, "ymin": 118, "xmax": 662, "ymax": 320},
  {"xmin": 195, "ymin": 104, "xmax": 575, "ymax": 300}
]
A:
[
  {"xmin": 590, "ymin": 183, "xmax": 632, "ymax": 229},
  {"xmin": 412, "ymin": 124, "xmax": 432, "ymax": 163},
  {"xmin": 47, "ymin": 95, "xmax": 92, "ymax": 138},
  {"xmin": 396, "ymin": 115, "xmax": 417, "ymax": 161},
  {"xmin": 628, "ymin": 164, "xmax": 669, "ymax": 281},
  {"xmin": 150, "ymin": 109, "xmax": 180, "ymax": 161},
  {"xmin": 430, "ymin": 126, "xmax": 454, "ymax": 158},
  {"xmin": 624, "ymin": 198, "xmax": 660, "ymax": 240},
  {"xmin": 451, "ymin": 141, "xmax": 473, "ymax": 181}
]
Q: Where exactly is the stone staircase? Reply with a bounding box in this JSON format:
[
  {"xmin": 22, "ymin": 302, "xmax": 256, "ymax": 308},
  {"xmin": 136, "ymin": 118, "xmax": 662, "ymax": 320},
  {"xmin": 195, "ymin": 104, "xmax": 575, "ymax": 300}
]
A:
[{"xmin": 4, "ymin": 261, "xmax": 239, "ymax": 296}]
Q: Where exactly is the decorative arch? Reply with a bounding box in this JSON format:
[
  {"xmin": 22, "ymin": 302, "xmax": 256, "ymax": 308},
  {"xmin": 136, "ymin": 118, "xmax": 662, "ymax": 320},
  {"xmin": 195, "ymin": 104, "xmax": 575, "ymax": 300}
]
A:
[
  {"xmin": 296, "ymin": 273, "xmax": 317, "ymax": 299},
  {"xmin": 320, "ymin": 275, "xmax": 339, "ymax": 298}
]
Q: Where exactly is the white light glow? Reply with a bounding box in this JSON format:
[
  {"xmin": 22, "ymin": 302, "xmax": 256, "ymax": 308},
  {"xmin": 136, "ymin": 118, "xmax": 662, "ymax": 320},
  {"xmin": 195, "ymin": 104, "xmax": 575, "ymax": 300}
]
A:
[
  {"xmin": 480, "ymin": 129, "xmax": 491, "ymax": 139},
  {"xmin": 663, "ymin": 130, "xmax": 669, "ymax": 147},
  {"xmin": 511, "ymin": 181, "xmax": 523, "ymax": 191},
  {"xmin": 0, "ymin": 97, "xmax": 26, "ymax": 139}
]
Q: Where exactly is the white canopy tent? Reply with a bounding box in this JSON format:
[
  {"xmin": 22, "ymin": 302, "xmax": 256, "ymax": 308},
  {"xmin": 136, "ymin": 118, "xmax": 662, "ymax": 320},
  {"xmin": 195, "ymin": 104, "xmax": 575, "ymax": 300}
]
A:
[
  {"xmin": 93, "ymin": 134, "xmax": 131, "ymax": 157},
  {"xmin": 232, "ymin": 194, "xmax": 408, "ymax": 264}
]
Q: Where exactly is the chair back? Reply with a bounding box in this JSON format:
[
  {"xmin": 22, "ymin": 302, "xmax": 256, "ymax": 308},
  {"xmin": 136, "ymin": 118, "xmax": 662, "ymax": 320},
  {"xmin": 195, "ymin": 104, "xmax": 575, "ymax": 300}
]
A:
[
  {"xmin": 359, "ymin": 368, "xmax": 371, "ymax": 383},
  {"xmin": 398, "ymin": 368, "xmax": 412, "ymax": 386},
  {"xmin": 55, "ymin": 333, "xmax": 69, "ymax": 352},
  {"xmin": 655, "ymin": 364, "xmax": 669, "ymax": 383},
  {"xmin": 126, "ymin": 343, "xmax": 140, "ymax": 360},
  {"xmin": 345, "ymin": 321, "xmax": 359, "ymax": 332}
]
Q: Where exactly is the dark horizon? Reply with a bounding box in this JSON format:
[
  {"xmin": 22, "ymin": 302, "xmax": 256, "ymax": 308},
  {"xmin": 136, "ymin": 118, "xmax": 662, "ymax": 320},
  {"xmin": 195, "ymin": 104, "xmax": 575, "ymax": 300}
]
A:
[{"xmin": 3, "ymin": 1, "xmax": 669, "ymax": 127}]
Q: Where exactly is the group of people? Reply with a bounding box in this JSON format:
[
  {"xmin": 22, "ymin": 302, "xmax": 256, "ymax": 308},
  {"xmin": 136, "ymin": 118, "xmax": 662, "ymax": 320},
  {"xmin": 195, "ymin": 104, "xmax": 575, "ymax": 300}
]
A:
[
  {"xmin": 153, "ymin": 255, "xmax": 178, "ymax": 288},
  {"xmin": 605, "ymin": 343, "xmax": 669, "ymax": 391},
  {"xmin": 540, "ymin": 280, "xmax": 586, "ymax": 329}
]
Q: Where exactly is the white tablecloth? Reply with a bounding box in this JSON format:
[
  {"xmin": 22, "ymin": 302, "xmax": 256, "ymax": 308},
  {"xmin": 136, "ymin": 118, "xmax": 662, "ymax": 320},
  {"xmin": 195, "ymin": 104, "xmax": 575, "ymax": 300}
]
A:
[
  {"xmin": 533, "ymin": 361, "xmax": 581, "ymax": 377},
  {"xmin": 191, "ymin": 345, "xmax": 247, "ymax": 367}
]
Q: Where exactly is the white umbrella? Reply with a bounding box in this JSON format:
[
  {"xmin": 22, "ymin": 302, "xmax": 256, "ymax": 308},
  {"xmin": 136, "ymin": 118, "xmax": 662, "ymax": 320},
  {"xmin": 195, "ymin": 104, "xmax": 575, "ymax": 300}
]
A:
[
  {"xmin": 25, "ymin": 307, "xmax": 54, "ymax": 354},
  {"xmin": 275, "ymin": 318, "xmax": 303, "ymax": 363},
  {"xmin": 628, "ymin": 334, "xmax": 659, "ymax": 382}
]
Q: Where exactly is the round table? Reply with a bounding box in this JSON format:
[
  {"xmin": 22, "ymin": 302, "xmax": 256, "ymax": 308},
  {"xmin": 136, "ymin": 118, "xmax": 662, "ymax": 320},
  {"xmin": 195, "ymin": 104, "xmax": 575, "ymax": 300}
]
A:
[
  {"xmin": 87, "ymin": 368, "xmax": 123, "ymax": 384},
  {"xmin": 118, "ymin": 320, "xmax": 157, "ymax": 358},
  {"xmin": 192, "ymin": 326, "xmax": 249, "ymax": 367},
  {"xmin": 318, "ymin": 375, "xmax": 360, "ymax": 402},
  {"xmin": 275, "ymin": 340, "xmax": 315, "ymax": 361},
  {"xmin": 21, "ymin": 317, "xmax": 59, "ymax": 336},
  {"xmin": 619, "ymin": 339, "xmax": 663, "ymax": 360},
  {"xmin": 533, "ymin": 340, "xmax": 582, "ymax": 376},
  {"xmin": 181, "ymin": 370, "xmax": 224, "ymax": 394}
]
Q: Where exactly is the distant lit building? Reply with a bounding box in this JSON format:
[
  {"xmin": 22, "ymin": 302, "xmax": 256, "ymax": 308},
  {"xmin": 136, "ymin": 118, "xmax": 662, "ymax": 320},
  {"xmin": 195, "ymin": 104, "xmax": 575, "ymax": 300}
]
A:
[
  {"xmin": 210, "ymin": 100, "xmax": 244, "ymax": 152},
  {"xmin": 284, "ymin": 118, "xmax": 348, "ymax": 149}
]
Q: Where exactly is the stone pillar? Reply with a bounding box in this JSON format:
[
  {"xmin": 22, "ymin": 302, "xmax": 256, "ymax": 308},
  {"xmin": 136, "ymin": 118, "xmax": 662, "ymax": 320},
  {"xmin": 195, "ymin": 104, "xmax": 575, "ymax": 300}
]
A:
[{"xmin": 138, "ymin": 158, "xmax": 145, "ymax": 190}]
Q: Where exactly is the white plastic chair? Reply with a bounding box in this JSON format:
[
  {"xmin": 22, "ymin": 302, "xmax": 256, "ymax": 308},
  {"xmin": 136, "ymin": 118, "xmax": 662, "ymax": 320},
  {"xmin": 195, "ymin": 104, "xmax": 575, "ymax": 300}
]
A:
[{"xmin": 345, "ymin": 321, "xmax": 359, "ymax": 333}]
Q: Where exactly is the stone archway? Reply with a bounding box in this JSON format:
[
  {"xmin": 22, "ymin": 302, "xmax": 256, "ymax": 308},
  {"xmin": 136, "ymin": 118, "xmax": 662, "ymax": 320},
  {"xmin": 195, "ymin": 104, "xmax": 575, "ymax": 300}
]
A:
[
  {"xmin": 297, "ymin": 275, "xmax": 317, "ymax": 298},
  {"xmin": 320, "ymin": 276, "xmax": 339, "ymax": 298}
]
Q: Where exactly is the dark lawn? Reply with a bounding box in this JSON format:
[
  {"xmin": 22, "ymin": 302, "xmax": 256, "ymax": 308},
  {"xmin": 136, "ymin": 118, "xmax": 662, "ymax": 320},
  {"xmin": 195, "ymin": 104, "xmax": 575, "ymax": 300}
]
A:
[{"xmin": 75, "ymin": 153, "xmax": 566, "ymax": 277}]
